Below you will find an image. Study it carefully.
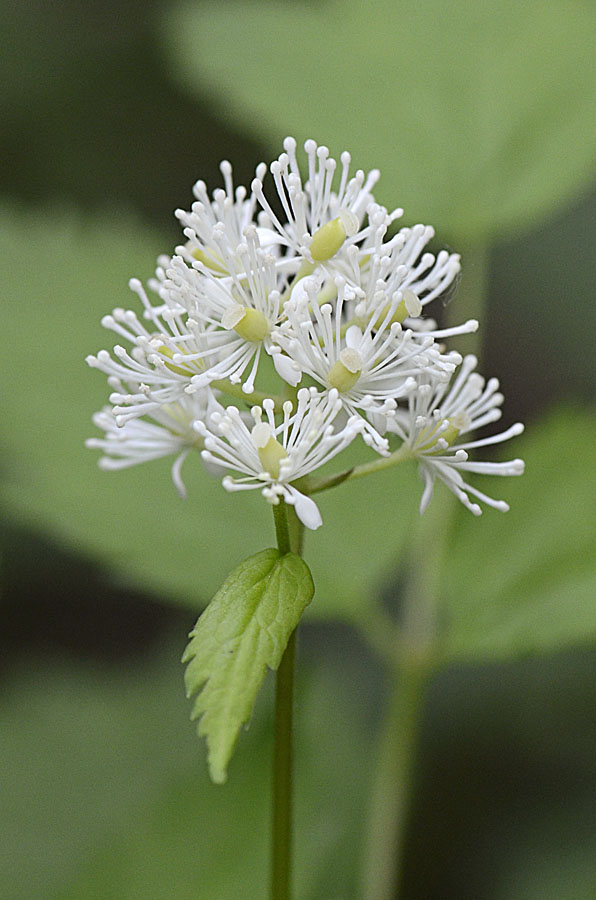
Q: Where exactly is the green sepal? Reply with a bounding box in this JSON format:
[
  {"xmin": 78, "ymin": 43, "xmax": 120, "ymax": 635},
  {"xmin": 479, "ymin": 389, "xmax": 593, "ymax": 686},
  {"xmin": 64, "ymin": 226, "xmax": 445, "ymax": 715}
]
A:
[{"xmin": 182, "ymin": 548, "xmax": 314, "ymax": 783}]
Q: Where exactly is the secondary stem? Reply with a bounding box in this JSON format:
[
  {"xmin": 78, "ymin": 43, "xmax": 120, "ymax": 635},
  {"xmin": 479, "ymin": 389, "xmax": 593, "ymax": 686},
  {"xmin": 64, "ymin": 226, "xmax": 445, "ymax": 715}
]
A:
[
  {"xmin": 362, "ymin": 496, "xmax": 447, "ymax": 900},
  {"xmin": 362, "ymin": 652, "xmax": 434, "ymax": 900},
  {"xmin": 362, "ymin": 242, "xmax": 491, "ymax": 899},
  {"xmin": 306, "ymin": 444, "xmax": 411, "ymax": 496},
  {"xmin": 271, "ymin": 501, "xmax": 302, "ymax": 900}
]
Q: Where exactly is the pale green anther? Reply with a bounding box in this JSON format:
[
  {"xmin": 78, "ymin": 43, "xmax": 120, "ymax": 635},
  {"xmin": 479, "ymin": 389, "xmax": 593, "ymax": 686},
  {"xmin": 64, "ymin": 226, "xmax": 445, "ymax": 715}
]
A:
[
  {"xmin": 192, "ymin": 247, "xmax": 227, "ymax": 274},
  {"xmin": 328, "ymin": 348, "xmax": 362, "ymax": 392},
  {"xmin": 224, "ymin": 306, "xmax": 271, "ymax": 342},
  {"xmin": 252, "ymin": 423, "xmax": 288, "ymax": 478}
]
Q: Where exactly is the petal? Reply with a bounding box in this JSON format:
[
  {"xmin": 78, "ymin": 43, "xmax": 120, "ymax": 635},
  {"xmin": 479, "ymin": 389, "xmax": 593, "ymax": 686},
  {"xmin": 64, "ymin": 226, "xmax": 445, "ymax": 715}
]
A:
[{"xmin": 285, "ymin": 486, "xmax": 323, "ymax": 530}]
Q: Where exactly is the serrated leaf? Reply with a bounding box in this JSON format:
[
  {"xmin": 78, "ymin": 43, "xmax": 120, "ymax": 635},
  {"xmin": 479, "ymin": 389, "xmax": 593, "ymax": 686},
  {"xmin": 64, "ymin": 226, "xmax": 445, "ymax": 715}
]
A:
[
  {"xmin": 165, "ymin": 0, "xmax": 596, "ymax": 243},
  {"xmin": 442, "ymin": 409, "xmax": 596, "ymax": 661},
  {"xmin": 183, "ymin": 548, "xmax": 314, "ymax": 782}
]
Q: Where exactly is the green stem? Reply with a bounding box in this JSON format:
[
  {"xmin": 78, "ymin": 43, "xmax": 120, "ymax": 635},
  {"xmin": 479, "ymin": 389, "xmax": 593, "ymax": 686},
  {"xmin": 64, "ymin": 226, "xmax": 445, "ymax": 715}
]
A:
[
  {"xmin": 306, "ymin": 444, "xmax": 411, "ymax": 495},
  {"xmin": 211, "ymin": 378, "xmax": 285, "ymax": 410},
  {"xmin": 272, "ymin": 628, "xmax": 296, "ymax": 900},
  {"xmin": 270, "ymin": 502, "xmax": 303, "ymax": 900},
  {"xmin": 361, "ymin": 493, "xmax": 452, "ymax": 900},
  {"xmin": 273, "ymin": 500, "xmax": 292, "ymax": 556},
  {"xmin": 362, "ymin": 653, "xmax": 433, "ymax": 900}
]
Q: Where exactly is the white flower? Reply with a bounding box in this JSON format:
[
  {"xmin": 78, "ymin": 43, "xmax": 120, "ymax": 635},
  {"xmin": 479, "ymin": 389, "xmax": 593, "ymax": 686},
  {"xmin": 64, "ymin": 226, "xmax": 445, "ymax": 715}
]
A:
[
  {"xmin": 389, "ymin": 355, "xmax": 525, "ymax": 515},
  {"xmin": 161, "ymin": 228, "xmax": 300, "ymax": 392},
  {"xmin": 332, "ymin": 225, "xmax": 475, "ymax": 346},
  {"xmin": 275, "ymin": 278, "xmax": 461, "ymax": 453},
  {"xmin": 251, "ymin": 137, "xmax": 398, "ymax": 268},
  {"xmin": 86, "ymin": 278, "xmax": 212, "ymax": 424},
  {"xmin": 174, "ymin": 158, "xmax": 271, "ymax": 276},
  {"xmin": 86, "ymin": 390, "xmax": 220, "ymax": 498},
  {"xmin": 195, "ymin": 387, "xmax": 363, "ymax": 529},
  {"xmin": 88, "ymin": 137, "xmax": 524, "ymax": 522}
]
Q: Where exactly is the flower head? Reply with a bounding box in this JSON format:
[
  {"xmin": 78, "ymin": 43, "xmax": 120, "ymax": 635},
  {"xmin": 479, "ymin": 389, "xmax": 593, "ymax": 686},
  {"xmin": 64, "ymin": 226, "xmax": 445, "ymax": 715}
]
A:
[
  {"xmin": 88, "ymin": 137, "xmax": 523, "ymax": 523},
  {"xmin": 251, "ymin": 137, "xmax": 397, "ymax": 269},
  {"xmin": 86, "ymin": 389, "xmax": 220, "ymax": 498},
  {"xmin": 195, "ymin": 387, "xmax": 363, "ymax": 529},
  {"xmin": 390, "ymin": 355, "xmax": 525, "ymax": 514},
  {"xmin": 276, "ymin": 277, "xmax": 460, "ymax": 453}
]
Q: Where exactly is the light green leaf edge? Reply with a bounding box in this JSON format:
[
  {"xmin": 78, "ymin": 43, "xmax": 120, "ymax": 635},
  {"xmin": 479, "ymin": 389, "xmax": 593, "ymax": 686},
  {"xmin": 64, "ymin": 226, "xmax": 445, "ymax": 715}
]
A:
[{"xmin": 182, "ymin": 547, "xmax": 314, "ymax": 783}]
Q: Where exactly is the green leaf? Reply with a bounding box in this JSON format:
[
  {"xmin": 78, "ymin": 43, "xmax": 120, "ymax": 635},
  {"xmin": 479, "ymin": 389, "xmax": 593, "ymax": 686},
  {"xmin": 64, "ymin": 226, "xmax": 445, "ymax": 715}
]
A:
[
  {"xmin": 164, "ymin": 0, "xmax": 596, "ymax": 243},
  {"xmin": 442, "ymin": 408, "xmax": 596, "ymax": 661},
  {"xmin": 183, "ymin": 548, "xmax": 314, "ymax": 782}
]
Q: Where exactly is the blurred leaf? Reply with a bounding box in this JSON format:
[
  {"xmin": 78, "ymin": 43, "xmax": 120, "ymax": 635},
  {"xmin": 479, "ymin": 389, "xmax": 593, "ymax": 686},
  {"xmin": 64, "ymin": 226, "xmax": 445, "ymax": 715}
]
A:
[
  {"xmin": 496, "ymin": 809, "xmax": 596, "ymax": 900},
  {"xmin": 0, "ymin": 3, "xmax": 140, "ymax": 112},
  {"xmin": 0, "ymin": 645, "xmax": 371, "ymax": 899},
  {"xmin": 0, "ymin": 209, "xmax": 419, "ymax": 625},
  {"xmin": 443, "ymin": 409, "xmax": 596, "ymax": 661},
  {"xmin": 0, "ymin": 645, "xmax": 201, "ymax": 900},
  {"xmin": 164, "ymin": 0, "xmax": 596, "ymax": 243},
  {"xmin": 183, "ymin": 549, "xmax": 313, "ymax": 782}
]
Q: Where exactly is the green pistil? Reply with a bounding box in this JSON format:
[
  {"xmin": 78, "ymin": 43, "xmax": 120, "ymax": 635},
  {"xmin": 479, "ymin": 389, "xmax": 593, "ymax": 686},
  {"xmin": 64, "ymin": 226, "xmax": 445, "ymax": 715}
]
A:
[
  {"xmin": 192, "ymin": 247, "xmax": 227, "ymax": 274},
  {"xmin": 328, "ymin": 349, "xmax": 362, "ymax": 392},
  {"xmin": 158, "ymin": 345, "xmax": 196, "ymax": 377},
  {"xmin": 419, "ymin": 417, "xmax": 463, "ymax": 453},
  {"xmin": 252, "ymin": 424, "xmax": 288, "ymax": 479},
  {"xmin": 223, "ymin": 306, "xmax": 271, "ymax": 342},
  {"xmin": 371, "ymin": 290, "xmax": 422, "ymax": 329}
]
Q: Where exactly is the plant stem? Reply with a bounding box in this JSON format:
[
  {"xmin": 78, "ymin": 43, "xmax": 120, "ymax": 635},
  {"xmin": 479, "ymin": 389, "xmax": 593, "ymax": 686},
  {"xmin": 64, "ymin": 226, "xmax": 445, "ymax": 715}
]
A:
[
  {"xmin": 272, "ymin": 627, "xmax": 297, "ymax": 900},
  {"xmin": 273, "ymin": 500, "xmax": 292, "ymax": 556},
  {"xmin": 362, "ymin": 652, "xmax": 433, "ymax": 900},
  {"xmin": 361, "ymin": 497, "xmax": 447, "ymax": 900},
  {"xmin": 306, "ymin": 443, "xmax": 411, "ymax": 495},
  {"xmin": 271, "ymin": 501, "xmax": 302, "ymax": 900}
]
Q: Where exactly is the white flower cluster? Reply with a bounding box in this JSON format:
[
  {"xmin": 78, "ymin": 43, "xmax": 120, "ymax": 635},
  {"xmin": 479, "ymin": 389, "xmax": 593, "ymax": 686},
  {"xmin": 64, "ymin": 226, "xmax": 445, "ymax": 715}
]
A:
[{"xmin": 87, "ymin": 138, "xmax": 524, "ymax": 528}]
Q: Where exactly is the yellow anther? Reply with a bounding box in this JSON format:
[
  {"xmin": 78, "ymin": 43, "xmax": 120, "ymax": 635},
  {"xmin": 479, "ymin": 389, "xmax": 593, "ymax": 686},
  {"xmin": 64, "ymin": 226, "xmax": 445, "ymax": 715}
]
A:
[
  {"xmin": 328, "ymin": 348, "xmax": 362, "ymax": 392},
  {"xmin": 309, "ymin": 210, "xmax": 358, "ymax": 262},
  {"xmin": 251, "ymin": 423, "xmax": 288, "ymax": 478}
]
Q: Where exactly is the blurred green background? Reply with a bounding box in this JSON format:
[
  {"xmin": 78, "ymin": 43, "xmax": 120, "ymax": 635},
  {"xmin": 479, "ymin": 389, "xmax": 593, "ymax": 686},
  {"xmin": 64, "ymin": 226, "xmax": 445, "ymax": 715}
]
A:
[{"xmin": 1, "ymin": 1, "xmax": 595, "ymax": 898}]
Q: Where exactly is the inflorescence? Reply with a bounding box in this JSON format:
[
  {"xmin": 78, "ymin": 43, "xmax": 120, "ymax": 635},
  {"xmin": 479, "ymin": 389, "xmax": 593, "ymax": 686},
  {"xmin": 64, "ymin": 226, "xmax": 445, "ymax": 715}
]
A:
[{"xmin": 87, "ymin": 137, "xmax": 524, "ymax": 527}]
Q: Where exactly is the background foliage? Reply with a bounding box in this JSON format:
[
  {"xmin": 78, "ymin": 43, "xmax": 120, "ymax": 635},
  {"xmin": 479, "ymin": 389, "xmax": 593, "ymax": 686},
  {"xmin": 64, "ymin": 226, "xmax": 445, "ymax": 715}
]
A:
[{"xmin": 1, "ymin": 0, "xmax": 595, "ymax": 897}]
